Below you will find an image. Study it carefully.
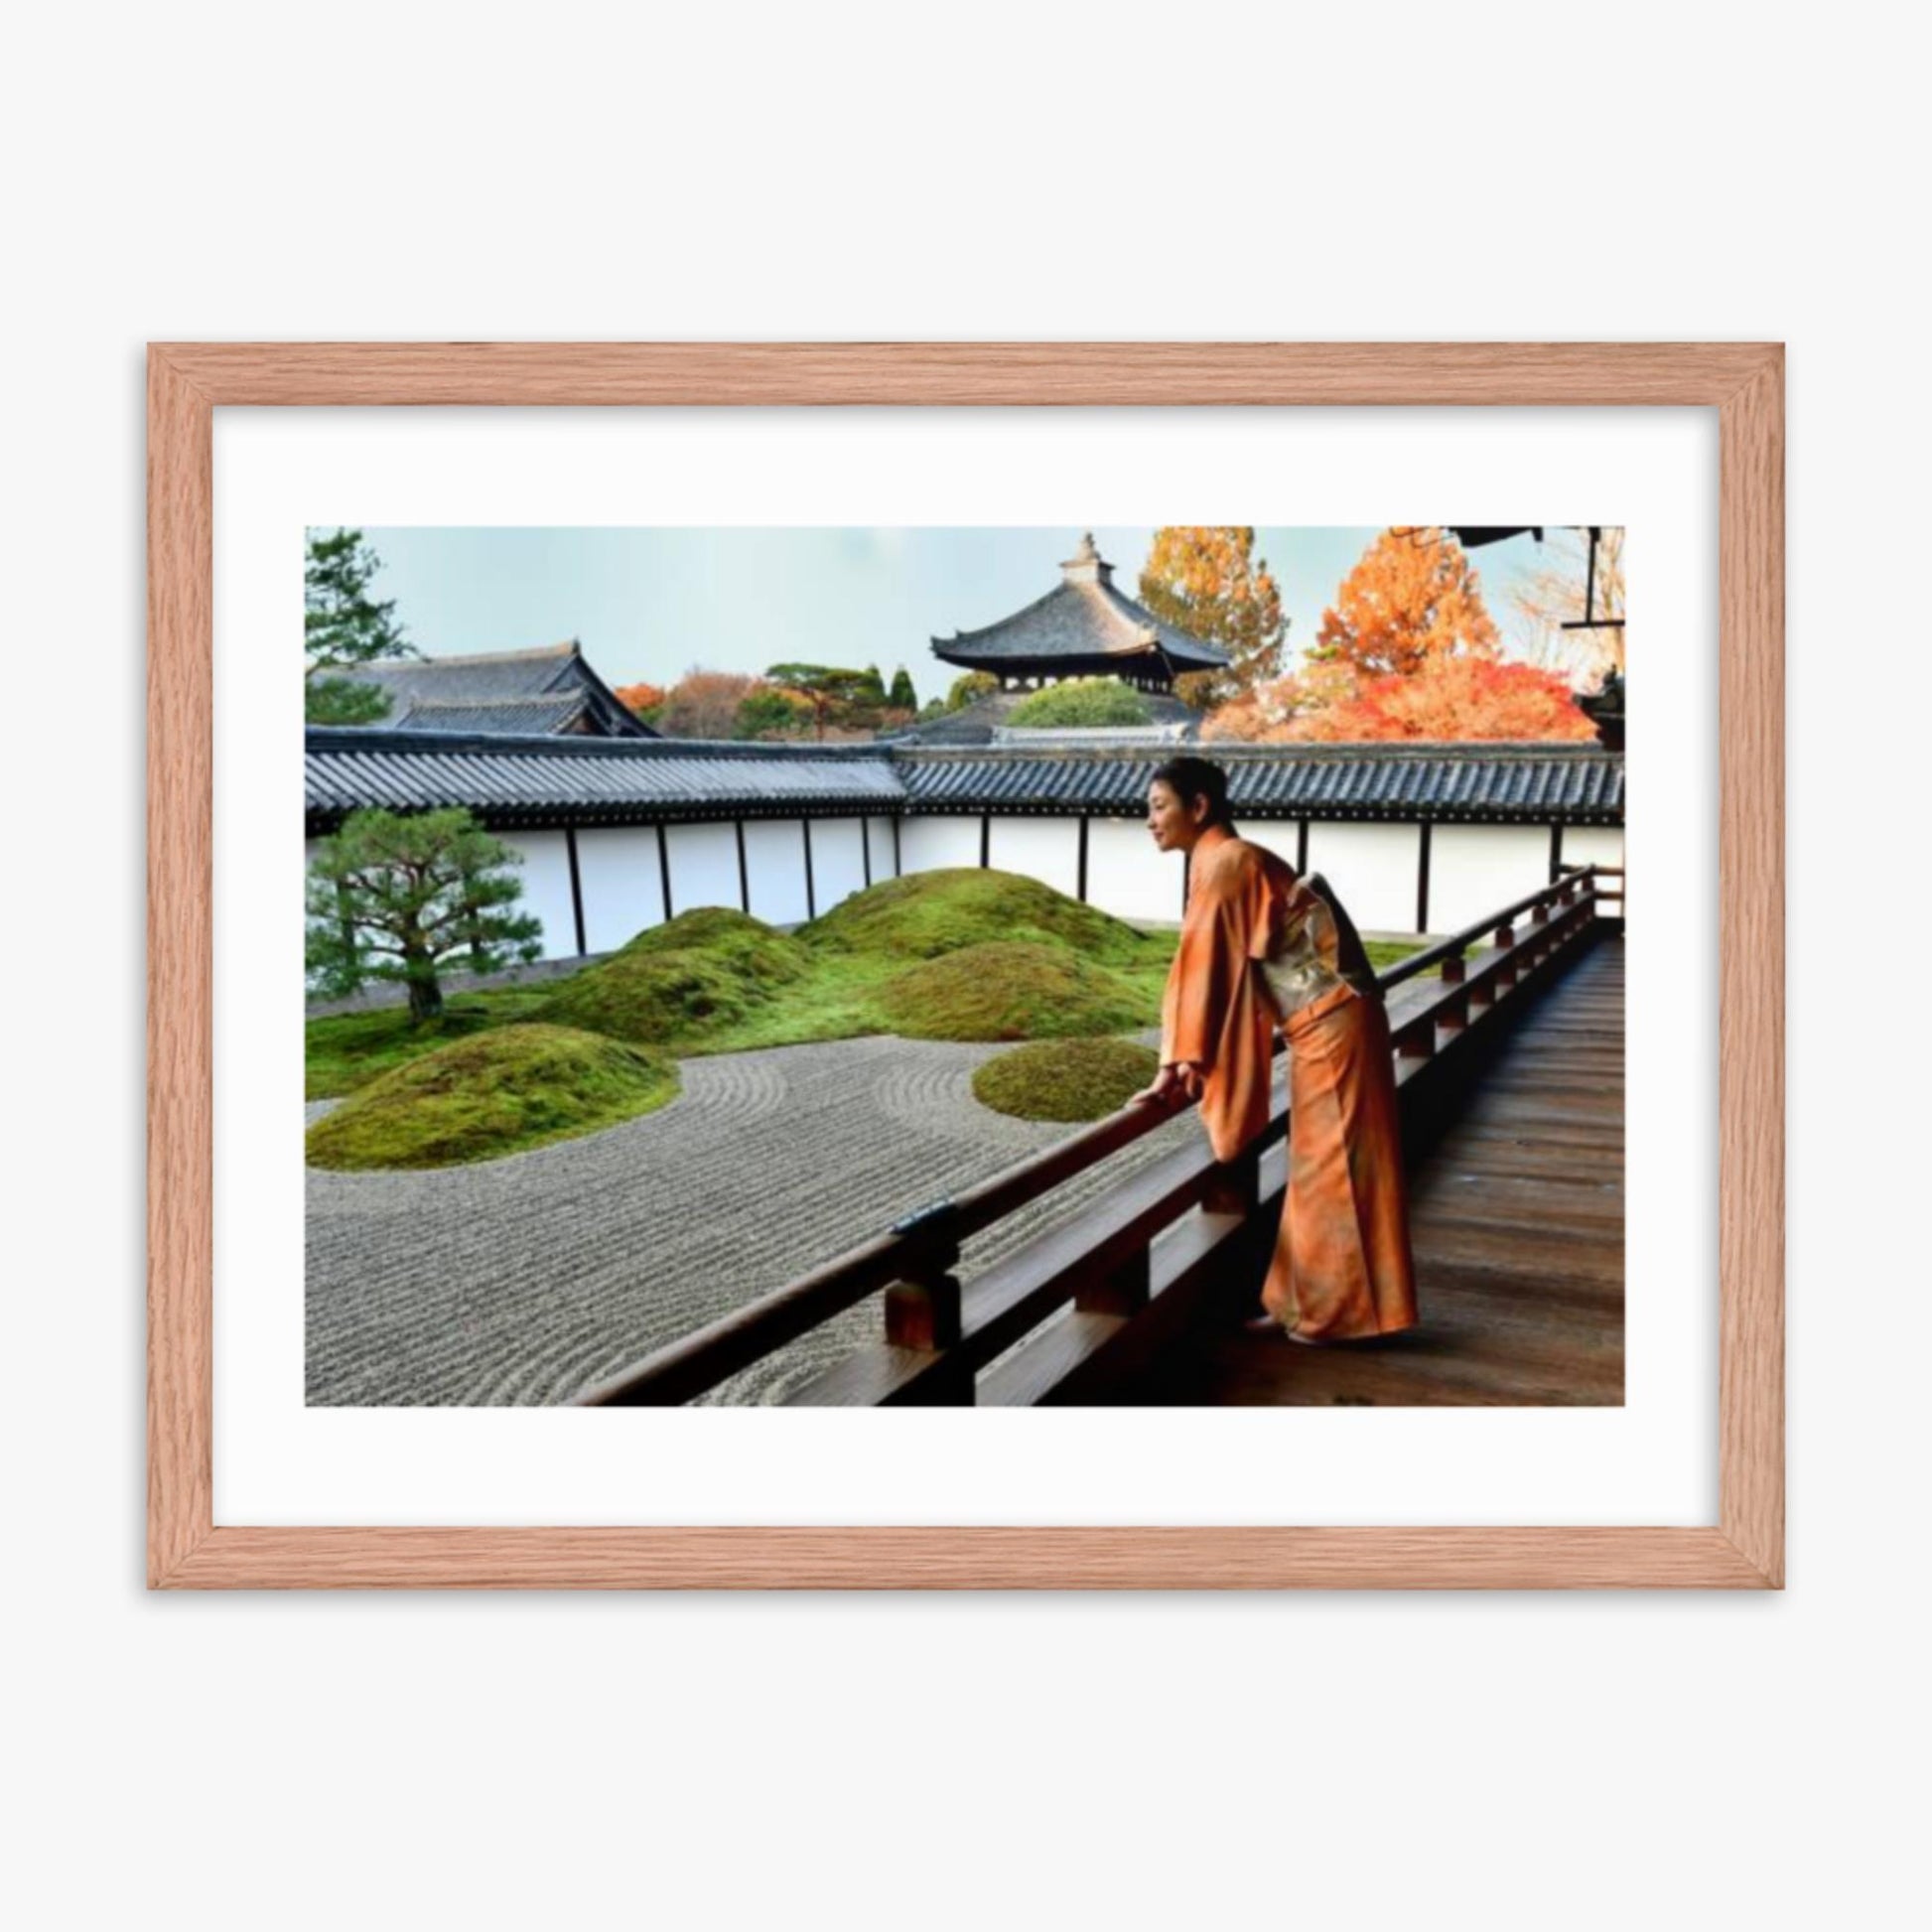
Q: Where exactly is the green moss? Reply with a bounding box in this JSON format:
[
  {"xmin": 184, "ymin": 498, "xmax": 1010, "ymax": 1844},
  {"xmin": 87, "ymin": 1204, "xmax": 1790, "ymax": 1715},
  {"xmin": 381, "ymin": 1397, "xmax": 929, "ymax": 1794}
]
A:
[
  {"xmin": 306, "ymin": 1024, "xmax": 677, "ymax": 1171},
  {"xmin": 878, "ymin": 940, "xmax": 1155, "ymax": 1042},
  {"xmin": 799, "ymin": 868, "xmax": 1170, "ymax": 970},
  {"xmin": 1003, "ymin": 677, "xmax": 1153, "ymax": 729},
  {"xmin": 533, "ymin": 906, "xmax": 810, "ymax": 1045},
  {"xmin": 305, "ymin": 986, "xmax": 557, "ymax": 1100},
  {"xmin": 971, "ymin": 1036, "xmax": 1162, "ymax": 1123}
]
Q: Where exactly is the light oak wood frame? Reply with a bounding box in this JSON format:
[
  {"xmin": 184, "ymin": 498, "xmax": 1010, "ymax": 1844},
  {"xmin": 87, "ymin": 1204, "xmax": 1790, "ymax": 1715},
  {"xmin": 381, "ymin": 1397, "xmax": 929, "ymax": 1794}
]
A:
[{"xmin": 148, "ymin": 343, "xmax": 1783, "ymax": 1589}]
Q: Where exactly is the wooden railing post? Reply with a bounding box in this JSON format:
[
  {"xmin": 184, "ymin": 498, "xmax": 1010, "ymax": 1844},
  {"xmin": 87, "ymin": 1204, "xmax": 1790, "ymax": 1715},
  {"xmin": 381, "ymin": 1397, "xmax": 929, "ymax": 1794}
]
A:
[
  {"xmin": 1076, "ymin": 1245, "xmax": 1151, "ymax": 1316},
  {"xmin": 884, "ymin": 1256, "xmax": 962, "ymax": 1350},
  {"xmin": 1201, "ymin": 1145, "xmax": 1259, "ymax": 1217}
]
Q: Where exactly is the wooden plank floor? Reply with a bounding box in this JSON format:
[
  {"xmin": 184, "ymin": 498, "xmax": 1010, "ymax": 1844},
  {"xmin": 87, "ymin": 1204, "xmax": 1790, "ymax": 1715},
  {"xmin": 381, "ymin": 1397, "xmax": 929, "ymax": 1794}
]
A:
[{"xmin": 1154, "ymin": 933, "xmax": 1625, "ymax": 1406}]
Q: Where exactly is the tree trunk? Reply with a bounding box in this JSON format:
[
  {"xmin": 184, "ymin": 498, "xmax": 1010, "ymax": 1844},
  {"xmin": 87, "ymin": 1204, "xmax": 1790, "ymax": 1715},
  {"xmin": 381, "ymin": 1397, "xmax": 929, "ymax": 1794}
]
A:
[{"xmin": 405, "ymin": 945, "xmax": 444, "ymax": 1024}]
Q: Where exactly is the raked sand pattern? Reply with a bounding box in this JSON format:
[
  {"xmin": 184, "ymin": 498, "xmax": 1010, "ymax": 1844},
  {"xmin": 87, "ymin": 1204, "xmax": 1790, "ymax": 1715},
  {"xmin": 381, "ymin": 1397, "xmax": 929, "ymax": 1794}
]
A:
[{"xmin": 306, "ymin": 1028, "xmax": 1206, "ymax": 1407}]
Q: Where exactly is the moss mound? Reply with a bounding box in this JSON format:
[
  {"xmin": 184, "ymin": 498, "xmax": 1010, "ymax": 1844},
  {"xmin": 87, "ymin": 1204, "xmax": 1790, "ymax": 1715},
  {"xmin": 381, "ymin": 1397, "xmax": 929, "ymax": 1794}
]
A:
[
  {"xmin": 878, "ymin": 940, "xmax": 1154, "ymax": 1042},
  {"xmin": 305, "ymin": 1024, "xmax": 677, "ymax": 1171},
  {"xmin": 306, "ymin": 992, "xmax": 558, "ymax": 1101},
  {"xmin": 799, "ymin": 868, "xmax": 1159, "ymax": 968},
  {"xmin": 534, "ymin": 906, "xmax": 809, "ymax": 1045},
  {"xmin": 971, "ymin": 1036, "xmax": 1162, "ymax": 1123}
]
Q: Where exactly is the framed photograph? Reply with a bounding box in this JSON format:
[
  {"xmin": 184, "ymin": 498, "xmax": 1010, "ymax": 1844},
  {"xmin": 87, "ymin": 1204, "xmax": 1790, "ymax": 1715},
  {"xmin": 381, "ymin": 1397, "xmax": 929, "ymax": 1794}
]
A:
[{"xmin": 149, "ymin": 342, "xmax": 1782, "ymax": 1588}]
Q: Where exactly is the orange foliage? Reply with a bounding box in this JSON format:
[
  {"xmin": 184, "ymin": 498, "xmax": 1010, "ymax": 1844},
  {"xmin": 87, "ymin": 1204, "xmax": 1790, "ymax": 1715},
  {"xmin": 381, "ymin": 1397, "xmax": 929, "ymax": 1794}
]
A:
[
  {"xmin": 655, "ymin": 668, "xmax": 759, "ymax": 739},
  {"xmin": 1314, "ymin": 527, "xmax": 1500, "ymax": 677},
  {"xmin": 1138, "ymin": 527, "xmax": 1287, "ymax": 701},
  {"xmin": 1296, "ymin": 655, "xmax": 1594, "ymax": 742},
  {"xmin": 613, "ymin": 680, "xmax": 666, "ymax": 715}
]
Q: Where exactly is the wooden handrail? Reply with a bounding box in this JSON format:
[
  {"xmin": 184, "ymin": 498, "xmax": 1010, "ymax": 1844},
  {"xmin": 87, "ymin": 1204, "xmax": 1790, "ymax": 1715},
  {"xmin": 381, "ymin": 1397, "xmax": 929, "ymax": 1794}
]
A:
[{"xmin": 574, "ymin": 864, "xmax": 1612, "ymax": 1407}]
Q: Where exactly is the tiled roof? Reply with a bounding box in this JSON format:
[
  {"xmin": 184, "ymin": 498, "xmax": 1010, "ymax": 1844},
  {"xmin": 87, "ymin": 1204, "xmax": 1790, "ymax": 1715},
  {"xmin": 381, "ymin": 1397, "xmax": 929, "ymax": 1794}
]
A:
[
  {"xmin": 306, "ymin": 730, "xmax": 1622, "ymax": 830},
  {"xmin": 332, "ymin": 640, "xmax": 656, "ymax": 738},
  {"xmin": 390, "ymin": 693, "xmax": 592, "ymax": 734},
  {"xmin": 306, "ymin": 730, "xmax": 905, "ymax": 828},
  {"xmin": 931, "ymin": 535, "xmax": 1230, "ymax": 673},
  {"xmin": 893, "ymin": 743, "xmax": 1623, "ymax": 823}
]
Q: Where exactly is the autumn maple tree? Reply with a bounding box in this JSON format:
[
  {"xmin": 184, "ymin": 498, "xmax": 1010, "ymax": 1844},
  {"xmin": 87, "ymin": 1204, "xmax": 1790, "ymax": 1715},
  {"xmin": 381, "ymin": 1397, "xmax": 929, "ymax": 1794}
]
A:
[
  {"xmin": 1282, "ymin": 653, "xmax": 1596, "ymax": 743},
  {"xmin": 1138, "ymin": 527, "xmax": 1287, "ymax": 707},
  {"xmin": 613, "ymin": 679, "xmax": 666, "ymax": 723},
  {"xmin": 652, "ymin": 669, "xmax": 761, "ymax": 738},
  {"xmin": 1314, "ymin": 527, "xmax": 1501, "ymax": 677}
]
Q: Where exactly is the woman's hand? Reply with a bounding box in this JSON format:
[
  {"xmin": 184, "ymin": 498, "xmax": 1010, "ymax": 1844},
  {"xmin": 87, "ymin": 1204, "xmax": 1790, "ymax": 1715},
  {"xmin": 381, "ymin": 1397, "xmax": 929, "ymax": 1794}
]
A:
[{"xmin": 1131, "ymin": 1061, "xmax": 1205, "ymax": 1107}]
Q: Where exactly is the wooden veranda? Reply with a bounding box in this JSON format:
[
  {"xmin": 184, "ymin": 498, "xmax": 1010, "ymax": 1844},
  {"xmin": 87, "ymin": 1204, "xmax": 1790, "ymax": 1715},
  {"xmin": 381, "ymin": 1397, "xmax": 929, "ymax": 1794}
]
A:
[{"xmin": 577, "ymin": 866, "xmax": 1626, "ymax": 1410}]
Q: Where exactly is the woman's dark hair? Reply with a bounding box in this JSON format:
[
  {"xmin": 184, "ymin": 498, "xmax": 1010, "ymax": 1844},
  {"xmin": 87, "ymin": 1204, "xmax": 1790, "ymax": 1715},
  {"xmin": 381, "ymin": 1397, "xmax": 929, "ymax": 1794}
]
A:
[{"xmin": 1150, "ymin": 756, "xmax": 1234, "ymax": 828}]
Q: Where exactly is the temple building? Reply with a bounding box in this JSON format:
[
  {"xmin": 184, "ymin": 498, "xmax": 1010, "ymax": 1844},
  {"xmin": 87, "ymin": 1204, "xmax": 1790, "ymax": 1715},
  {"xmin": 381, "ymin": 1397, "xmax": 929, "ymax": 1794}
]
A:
[
  {"xmin": 931, "ymin": 534, "xmax": 1229, "ymax": 696},
  {"xmin": 334, "ymin": 639, "xmax": 657, "ymax": 738}
]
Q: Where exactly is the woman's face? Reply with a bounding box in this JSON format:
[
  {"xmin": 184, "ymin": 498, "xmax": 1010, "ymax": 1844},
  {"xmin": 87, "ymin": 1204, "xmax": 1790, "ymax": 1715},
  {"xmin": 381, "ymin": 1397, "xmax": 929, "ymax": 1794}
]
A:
[{"xmin": 1147, "ymin": 779, "xmax": 1209, "ymax": 852}]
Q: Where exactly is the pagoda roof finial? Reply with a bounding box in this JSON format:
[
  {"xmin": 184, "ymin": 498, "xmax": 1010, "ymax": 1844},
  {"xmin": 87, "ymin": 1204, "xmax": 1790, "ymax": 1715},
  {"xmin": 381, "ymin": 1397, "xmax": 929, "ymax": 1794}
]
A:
[{"xmin": 1060, "ymin": 532, "xmax": 1111, "ymax": 586}]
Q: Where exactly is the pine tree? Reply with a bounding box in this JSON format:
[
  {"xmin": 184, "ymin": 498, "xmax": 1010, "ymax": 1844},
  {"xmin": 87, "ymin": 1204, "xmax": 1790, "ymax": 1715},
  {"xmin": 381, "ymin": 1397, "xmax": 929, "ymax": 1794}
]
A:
[
  {"xmin": 305, "ymin": 808, "xmax": 542, "ymax": 1021},
  {"xmin": 888, "ymin": 667, "xmax": 917, "ymax": 710},
  {"xmin": 304, "ymin": 527, "xmax": 417, "ymax": 725},
  {"xmin": 1138, "ymin": 527, "xmax": 1288, "ymax": 707}
]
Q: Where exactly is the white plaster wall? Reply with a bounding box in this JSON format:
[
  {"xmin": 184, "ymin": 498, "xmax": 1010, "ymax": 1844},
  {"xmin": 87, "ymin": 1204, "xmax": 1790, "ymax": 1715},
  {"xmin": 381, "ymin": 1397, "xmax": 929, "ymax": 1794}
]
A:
[
  {"xmin": 1237, "ymin": 819, "xmax": 1303, "ymax": 874},
  {"xmin": 1563, "ymin": 825, "xmax": 1628, "ymax": 926},
  {"xmin": 1086, "ymin": 815, "xmax": 1185, "ymax": 924},
  {"xmin": 987, "ymin": 815, "xmax": 1081, "ymax": 899},
  {"xmin": 1428, "ymin": 825, "xmax": 1552, "ymax": 936},
  {"xmin": 742, "ymin": 819, "xmax": 808, "ymax": 925},
  {"xmin": 574, "ymin": 826, "xmax": 667, "ymax": 953},
  {"xmin": 864, "ymin": 813, "xmax": 898, "ymax": 883},
  {"xmin": 899, "ymin": 814, "xmax": 981, "ymax": 874},
  {"xmin": 1304, "ymin": 821, "xmax": 1424, "ymax": 934},
  {"xmin": 663, "ymin": 820, "xmax": 742, "ymax": 921},
  {"xmin": 498, "ymin": 830, "xmax": 580, "ymax": 961},
  {"xmin": 808, "ymin": 817, "xmax": 868, "ymax": 914}
]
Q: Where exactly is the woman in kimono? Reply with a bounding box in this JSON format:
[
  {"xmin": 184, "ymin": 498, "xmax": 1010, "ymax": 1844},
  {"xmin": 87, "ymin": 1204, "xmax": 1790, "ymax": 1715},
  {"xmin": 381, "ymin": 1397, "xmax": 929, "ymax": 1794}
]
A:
[{"xmin": 1131, "ymin": 757, "xmax": 1418, "ymax": 1343}]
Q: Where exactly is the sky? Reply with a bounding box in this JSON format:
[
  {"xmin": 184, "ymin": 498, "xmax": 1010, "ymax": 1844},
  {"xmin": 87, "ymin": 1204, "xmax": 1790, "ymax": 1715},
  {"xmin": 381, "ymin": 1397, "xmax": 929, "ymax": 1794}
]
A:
[{"xmin": 347, "ymin": 525, "xmax": 1584, "ymax": 708}]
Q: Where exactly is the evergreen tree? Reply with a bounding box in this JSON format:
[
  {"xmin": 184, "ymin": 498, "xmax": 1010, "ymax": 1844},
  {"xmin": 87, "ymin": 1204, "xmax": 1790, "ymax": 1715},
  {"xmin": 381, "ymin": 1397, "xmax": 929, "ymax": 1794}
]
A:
[
  {"xmin": 764, "ymin": 663, "xmax": 878, "ymax": 741},
  {"xmin": 304, "ymin": 526, "xmax": 417, "ymax": 725},
  {"xmin": 305, "ymin": 808, "xmax": 541, "ymax": 1022},
  {"xmin": 858, "ymin": 662, "xmax": 888, "ymax": 703},
  {"xmin": 888, "ymin": 667, "xmax": 917, "ymax": 710}
]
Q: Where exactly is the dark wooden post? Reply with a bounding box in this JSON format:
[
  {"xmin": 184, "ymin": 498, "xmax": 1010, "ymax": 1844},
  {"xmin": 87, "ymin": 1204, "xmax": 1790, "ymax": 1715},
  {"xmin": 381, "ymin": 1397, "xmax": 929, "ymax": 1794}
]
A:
[
  {"xmin": 885, "ymin": 1263, "xmax": 962, "ymax": 1351},
  {"xmin": 1492, "ymin": 923, "xmax": 1517, "ymax": 992},
  {"xmin": 884, "ymin": 1201, "xmax": 964, "ymax": 1352},
  {"xmin": 1076, "ymin": 1246, "xmax": 1151, "ymax": 1316},
  {"xmin": 1202, "ymin": 1146, "xmax": 1260, "ymax": 1216}
]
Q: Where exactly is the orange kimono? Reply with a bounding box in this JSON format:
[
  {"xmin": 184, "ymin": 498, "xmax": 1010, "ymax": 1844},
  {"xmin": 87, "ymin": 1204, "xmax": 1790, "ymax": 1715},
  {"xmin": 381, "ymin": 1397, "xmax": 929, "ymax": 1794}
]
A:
[{"xmin": 1159, "ymin": 825, "xmax": 1418, "ymax": 1341}]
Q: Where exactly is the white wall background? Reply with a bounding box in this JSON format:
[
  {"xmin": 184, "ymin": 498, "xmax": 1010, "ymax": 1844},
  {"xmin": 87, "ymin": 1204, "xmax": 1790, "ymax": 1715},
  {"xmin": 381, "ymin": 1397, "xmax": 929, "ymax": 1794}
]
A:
[
  {"xmin": 497, "ymin": 830, "xmax": 579, "ymax": 961},
  {"xmin": 899, "ymin": 812, "xmax": 982, "ymax": 874},
  {"xmin": 743, "ymin": 817, "xmax": 809, "ymax": 924},
  {"xmin": 1306, "ymin": 820, "xmax": 1425, "ymax": 932},
  {"xmin": 573, "ymin": 825, "xmax": 666, "ymax": 951},
  {"xmin": 12, "ymin": 9, "xmax": 1917, "ymax": 1930},
  {"xmin": 662, "ymin": 819, "xmax": 741, "ymax": 920},
  {"xmin": 1429, "ymin": 825, "xmax": 1554, "ymax": 936},
  {"xmin": 1087, "ymin": 814, "xmax": 1186, "ymax": 922},
  {"xmin": 987, "ymin": 813, "xmax": 1081, "ymax": 899},
  {"xmin": 864, "ymin": 812, "xmax": 898, "ymax": 883},
  {"xmin": 807, "ymin": 815, "xmax": 868, "ymax": 914}
]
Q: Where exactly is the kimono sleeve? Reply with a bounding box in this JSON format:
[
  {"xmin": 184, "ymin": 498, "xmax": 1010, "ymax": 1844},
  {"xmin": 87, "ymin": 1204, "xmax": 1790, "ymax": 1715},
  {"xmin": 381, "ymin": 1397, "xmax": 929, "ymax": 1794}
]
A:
[{"xmin": 1159, "ymin": 851, "xmax": 1275, "ymax": 1067}]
